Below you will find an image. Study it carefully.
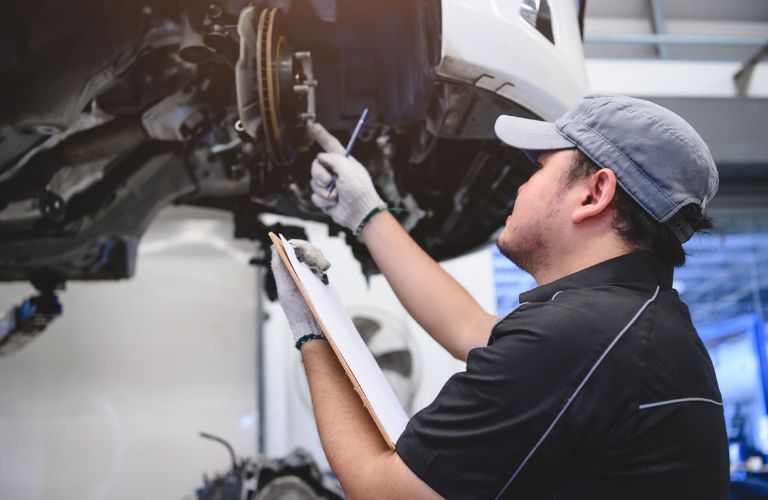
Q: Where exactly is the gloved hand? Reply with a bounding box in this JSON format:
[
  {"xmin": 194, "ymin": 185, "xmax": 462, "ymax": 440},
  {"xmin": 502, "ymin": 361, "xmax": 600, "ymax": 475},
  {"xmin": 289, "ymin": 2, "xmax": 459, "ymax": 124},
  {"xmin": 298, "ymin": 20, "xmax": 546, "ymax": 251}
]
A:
[
  {"xmin": 270, "ymin": 239, "xmax": 331, "ymax": 345},
  {"xmin": 308, "ymin": 123, "xmax": 387, "ymax": 235}
]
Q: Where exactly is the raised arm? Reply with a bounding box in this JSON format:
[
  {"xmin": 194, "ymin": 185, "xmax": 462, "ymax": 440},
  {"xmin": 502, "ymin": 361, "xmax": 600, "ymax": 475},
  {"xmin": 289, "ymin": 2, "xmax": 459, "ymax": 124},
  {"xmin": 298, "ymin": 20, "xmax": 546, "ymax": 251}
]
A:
[
  {"xmin": 360, "ymin": 210, "xmax": 497, "ymax": 360},
  {"xmin": 309, "ymin": 125, "xmax": 498, "ymax": 360}
]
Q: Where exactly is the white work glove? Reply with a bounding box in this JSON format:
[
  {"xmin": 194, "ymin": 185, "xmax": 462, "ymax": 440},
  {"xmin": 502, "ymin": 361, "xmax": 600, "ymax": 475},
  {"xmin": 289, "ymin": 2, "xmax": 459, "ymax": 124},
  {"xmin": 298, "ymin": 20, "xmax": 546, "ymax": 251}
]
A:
[
  {"xmin": 270, "ymin": 239, "xmax": 331, "ymax": 346},
  {"xmin": 309, "ymin": 123, "xmax": 387, "ymax": 235}
]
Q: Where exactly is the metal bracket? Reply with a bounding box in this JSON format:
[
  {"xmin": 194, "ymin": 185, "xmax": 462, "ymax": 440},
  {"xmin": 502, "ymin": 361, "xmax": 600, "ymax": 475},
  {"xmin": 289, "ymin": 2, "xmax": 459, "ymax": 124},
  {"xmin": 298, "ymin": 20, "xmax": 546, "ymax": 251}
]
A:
[
  {"xmin": 293, "ymin": 51, "xmax": 318, "ymax": 125},
  {"xmin": 648, "ymin": 0, "xmax": 669, "ymax": 60},
  {"xmin": 734, "ymin": 44, "xmax": 768, "ymax": 97},
  {"xmin": 141, "ymin": 89, "xmax": 208, "ymax": 141},
  {"xmin": 0, "ymin": 291, "xmax": 63, "ymax": 356}
]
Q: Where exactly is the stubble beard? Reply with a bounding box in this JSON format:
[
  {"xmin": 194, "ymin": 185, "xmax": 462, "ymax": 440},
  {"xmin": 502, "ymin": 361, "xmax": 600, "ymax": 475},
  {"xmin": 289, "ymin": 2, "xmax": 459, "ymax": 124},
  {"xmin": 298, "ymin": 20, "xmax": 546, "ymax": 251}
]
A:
[
  {"xmin": 497, "ymin": 203, "xmax": 560, "ymax": 278},
  {"xmin": 496, "ymin": 222, "xmax": 549, "ymax": 277}
]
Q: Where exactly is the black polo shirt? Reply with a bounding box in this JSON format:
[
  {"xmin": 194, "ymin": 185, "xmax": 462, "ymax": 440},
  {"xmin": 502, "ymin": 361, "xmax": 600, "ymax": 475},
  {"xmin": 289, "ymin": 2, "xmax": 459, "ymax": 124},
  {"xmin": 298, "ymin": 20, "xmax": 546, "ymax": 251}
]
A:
[{"xmin": 396, "ymin": 252, "xmax": 729, "ymax": 500}]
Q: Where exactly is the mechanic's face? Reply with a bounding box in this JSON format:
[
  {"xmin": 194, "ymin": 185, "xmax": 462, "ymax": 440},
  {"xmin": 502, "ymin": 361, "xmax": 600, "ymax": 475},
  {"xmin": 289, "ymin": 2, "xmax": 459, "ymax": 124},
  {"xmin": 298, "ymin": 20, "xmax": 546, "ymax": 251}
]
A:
[{"xmin": 496, "ymin": 149, "xmax": 575, "ymax": 277}]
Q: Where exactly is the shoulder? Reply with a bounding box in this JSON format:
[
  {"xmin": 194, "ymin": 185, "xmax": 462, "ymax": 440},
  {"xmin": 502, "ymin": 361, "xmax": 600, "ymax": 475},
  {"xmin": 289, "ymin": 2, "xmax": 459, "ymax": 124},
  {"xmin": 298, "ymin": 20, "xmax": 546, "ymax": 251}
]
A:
[{"xmin": 489, "ymin": 285, "xmax": 660, "ymax": 350}]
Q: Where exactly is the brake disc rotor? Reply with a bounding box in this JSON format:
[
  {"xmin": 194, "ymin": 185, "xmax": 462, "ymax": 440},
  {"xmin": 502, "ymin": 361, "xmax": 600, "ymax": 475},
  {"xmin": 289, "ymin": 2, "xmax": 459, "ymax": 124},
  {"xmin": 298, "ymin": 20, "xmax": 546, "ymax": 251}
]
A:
[{"xmin": 256, "ymin": 8, "xmax": 305, "ymax": 166}]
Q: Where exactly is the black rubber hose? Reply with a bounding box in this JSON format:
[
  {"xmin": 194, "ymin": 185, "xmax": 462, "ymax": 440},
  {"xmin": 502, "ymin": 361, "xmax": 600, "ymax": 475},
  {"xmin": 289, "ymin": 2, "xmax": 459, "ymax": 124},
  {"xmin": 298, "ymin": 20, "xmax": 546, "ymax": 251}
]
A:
[{"xmin": 199, "ymin": 431, "xmax": 238, "ymax": 470}]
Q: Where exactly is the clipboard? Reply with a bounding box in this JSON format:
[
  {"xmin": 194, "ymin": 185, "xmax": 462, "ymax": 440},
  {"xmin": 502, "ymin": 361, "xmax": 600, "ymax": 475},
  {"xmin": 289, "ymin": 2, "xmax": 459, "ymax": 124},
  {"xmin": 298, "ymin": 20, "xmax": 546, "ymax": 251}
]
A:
[{"xmin": 269, "ymin": 232, "xmax": 408, "ymax": 449}]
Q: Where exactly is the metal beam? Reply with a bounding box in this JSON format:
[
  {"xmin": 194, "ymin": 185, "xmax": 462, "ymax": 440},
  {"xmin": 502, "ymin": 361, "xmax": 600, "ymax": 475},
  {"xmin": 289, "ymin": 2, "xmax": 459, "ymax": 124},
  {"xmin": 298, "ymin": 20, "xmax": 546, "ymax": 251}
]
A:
[
  {"xmin": 585, "ymin": 33, "xmax": 768, "ymax": 47},
  {"xmin": 648, "ymin": 0, "xmax": 669, "ymax": 59},
  {"xmin": 735, "ymin": 45, "xmax": 768, "ymax": 97}
]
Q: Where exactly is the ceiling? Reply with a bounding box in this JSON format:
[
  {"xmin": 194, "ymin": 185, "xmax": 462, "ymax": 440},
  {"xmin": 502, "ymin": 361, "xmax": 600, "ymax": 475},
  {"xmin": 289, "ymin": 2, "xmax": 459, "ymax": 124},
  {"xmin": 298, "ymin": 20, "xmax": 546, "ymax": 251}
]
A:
[
  {"xmin": 578, "ymin": 0, "xmax": 768, "ymax": 225},
  {"xmin": 583, "ymin": 0, "xmax": 768, "ymax": 61}
]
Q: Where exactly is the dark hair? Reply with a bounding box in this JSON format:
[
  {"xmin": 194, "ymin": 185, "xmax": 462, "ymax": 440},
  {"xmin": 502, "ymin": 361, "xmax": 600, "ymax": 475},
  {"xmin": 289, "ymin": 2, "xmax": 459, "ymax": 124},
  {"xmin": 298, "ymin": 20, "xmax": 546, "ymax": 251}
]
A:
[{"xmin": 563, "ymin": 151, "xmax": 713, "ymax": 267}]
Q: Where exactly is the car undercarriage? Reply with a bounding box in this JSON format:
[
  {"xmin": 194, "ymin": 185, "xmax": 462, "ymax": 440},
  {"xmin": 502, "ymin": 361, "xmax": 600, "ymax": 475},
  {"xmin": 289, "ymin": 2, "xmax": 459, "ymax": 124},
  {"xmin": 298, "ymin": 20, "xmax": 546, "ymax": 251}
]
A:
[{"xmin": 0, "ymin": 0, "xmax": 588, "ymax": 349}]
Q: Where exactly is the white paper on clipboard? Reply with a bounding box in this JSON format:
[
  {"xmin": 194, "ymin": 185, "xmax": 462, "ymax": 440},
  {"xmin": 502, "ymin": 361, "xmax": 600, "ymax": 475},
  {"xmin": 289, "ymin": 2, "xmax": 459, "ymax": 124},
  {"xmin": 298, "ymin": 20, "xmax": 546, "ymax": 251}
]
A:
[{"xmin": 278, "ymin": 234, "xmax": 409, "ymax": 447}]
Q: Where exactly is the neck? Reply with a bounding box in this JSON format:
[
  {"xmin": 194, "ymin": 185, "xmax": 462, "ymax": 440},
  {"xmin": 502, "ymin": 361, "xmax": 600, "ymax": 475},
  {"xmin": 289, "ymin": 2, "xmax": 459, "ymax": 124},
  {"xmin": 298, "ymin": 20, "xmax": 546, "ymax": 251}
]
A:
[{"xmin": 532, "ymin": 235, "xmax": 633, "ymax": 286}]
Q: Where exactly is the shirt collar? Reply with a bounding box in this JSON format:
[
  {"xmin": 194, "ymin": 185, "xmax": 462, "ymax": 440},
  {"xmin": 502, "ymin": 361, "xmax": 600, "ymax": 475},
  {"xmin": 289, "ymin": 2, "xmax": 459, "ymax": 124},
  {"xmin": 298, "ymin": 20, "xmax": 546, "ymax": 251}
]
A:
[{"xmin": 519, "ymin": 251, "xmax": 674, "ymax": 304}]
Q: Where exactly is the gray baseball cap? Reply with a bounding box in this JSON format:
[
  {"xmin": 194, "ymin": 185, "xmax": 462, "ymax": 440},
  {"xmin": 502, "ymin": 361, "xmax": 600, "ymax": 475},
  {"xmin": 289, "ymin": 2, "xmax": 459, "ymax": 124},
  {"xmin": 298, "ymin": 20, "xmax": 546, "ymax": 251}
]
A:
[{"xmin": 494, "ymin": 93, "xmax": 719, "ymax": 242}]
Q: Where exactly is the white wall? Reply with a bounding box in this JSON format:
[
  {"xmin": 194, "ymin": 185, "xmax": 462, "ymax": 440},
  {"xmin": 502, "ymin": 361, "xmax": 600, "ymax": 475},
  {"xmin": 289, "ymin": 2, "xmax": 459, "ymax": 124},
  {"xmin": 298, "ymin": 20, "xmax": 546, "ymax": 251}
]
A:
[
  {"xmin": 0, "ymin": 207, "xmax": 258, "ymax": 500},
  {"xmin": 0, "ymin": 210, "xmax": 499, "ymax": 496}
]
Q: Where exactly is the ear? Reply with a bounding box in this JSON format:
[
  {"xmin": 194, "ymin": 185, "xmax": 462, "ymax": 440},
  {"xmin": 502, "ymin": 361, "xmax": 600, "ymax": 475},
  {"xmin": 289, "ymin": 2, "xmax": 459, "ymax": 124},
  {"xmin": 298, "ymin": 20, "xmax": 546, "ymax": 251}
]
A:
[{"xmin": 571, "ymin": 169, "xmax": 617, "ymax": 224}]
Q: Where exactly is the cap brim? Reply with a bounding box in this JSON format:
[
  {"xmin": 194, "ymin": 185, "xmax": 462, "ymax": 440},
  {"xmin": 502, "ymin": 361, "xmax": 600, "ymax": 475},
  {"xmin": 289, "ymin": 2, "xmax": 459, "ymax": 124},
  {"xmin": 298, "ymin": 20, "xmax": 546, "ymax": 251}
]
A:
[{"xmin": 494, "ymin": 115, "xmax": 574, "ymax": 154}]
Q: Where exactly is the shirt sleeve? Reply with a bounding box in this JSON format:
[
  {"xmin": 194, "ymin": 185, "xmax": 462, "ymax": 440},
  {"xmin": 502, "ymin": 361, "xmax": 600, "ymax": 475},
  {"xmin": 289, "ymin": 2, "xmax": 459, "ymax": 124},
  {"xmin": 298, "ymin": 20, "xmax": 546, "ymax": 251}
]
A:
[{"xmin": 395, "ymin": 304, "xmax": 604, "ymax": 499}]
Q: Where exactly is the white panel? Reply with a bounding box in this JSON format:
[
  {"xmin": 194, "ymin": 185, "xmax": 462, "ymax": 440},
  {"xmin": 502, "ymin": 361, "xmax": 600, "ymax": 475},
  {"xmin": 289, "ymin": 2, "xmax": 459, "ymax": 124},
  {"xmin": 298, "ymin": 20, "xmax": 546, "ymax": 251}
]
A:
[{"xmin": 586, "ymin": 59, "xmax": 768, "ymax": 97}]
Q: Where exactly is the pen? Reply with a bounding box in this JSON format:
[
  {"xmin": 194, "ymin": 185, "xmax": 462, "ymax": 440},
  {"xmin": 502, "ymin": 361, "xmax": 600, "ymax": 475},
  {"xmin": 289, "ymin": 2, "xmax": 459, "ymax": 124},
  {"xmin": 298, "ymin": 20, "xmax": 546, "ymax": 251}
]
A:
[{"xmin": 326, "ymin": 107, "xmax": 369, "ymax": 198}]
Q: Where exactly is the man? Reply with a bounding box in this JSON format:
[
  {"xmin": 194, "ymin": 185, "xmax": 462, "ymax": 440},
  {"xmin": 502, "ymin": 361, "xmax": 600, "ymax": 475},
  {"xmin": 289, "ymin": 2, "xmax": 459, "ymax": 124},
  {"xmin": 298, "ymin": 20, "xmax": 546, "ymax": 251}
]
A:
[{"xmin": 271, "ymin": 94, "xmax": 730, "ymax": 499}]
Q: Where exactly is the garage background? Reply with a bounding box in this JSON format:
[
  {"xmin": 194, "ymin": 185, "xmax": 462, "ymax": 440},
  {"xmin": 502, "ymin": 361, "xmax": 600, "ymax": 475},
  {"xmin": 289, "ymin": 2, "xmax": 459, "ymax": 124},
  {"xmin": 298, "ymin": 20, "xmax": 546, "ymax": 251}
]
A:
[{"xmin": 1, "ymin": 0, "xmax": 767, "ymax": 498}]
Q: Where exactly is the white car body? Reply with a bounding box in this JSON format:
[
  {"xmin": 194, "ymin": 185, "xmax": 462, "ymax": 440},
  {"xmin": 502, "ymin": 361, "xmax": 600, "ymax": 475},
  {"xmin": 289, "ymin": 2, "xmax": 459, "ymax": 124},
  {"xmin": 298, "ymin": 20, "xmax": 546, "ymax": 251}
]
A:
[{"xmin": 439, "ymin": 0, "xmax": 589, "ymax": 119}]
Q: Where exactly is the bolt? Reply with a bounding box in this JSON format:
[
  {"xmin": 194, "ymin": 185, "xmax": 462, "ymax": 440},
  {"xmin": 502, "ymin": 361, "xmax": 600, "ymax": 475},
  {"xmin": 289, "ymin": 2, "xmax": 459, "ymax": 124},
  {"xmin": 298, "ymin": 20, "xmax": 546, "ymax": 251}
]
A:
[{"xmin": 208, "ymin": 4, "xmax": 223, "ymax": 18}]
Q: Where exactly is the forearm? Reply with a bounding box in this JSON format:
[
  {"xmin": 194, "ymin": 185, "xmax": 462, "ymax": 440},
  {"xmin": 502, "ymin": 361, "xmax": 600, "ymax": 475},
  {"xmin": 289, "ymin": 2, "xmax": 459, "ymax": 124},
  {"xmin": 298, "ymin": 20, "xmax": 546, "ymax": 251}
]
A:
[
  {"xmin": 301, "ymin": 341, "xmax": 440, "ymax": 499},
  {"xmin": 360, "ymin": 211, "xmax": 498, "ymax": 360}
]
